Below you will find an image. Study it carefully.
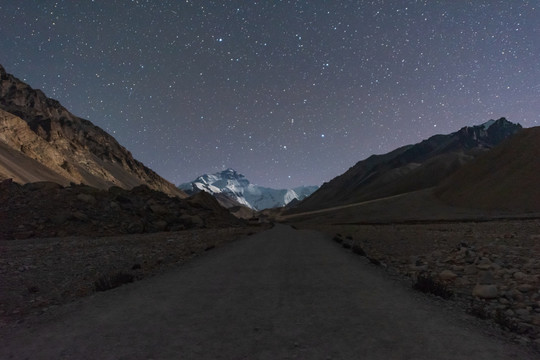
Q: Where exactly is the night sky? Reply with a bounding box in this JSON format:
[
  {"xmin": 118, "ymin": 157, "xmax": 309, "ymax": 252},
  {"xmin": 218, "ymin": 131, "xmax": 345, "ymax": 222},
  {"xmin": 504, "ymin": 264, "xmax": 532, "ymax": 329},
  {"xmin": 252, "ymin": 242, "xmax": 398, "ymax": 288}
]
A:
[{"xmin": 1, "ymin": 1, "xmax": 538, "ymax": 188}]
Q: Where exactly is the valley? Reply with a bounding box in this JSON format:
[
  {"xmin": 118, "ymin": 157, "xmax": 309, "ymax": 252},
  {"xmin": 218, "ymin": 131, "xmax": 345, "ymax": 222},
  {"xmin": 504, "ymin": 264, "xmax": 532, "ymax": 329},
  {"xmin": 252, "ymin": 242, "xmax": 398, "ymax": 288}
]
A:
[{"xmin": 1, "ymin": 62, "xmax": 540, "ymax": 357}]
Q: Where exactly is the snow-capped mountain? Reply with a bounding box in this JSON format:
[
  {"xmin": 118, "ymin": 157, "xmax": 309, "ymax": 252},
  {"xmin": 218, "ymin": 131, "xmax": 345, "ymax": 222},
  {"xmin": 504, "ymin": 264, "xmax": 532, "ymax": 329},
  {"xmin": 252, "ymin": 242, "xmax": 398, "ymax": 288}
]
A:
[{"xmin": 179, "ymin": 169, "xmax": 318, "ymax": 210}]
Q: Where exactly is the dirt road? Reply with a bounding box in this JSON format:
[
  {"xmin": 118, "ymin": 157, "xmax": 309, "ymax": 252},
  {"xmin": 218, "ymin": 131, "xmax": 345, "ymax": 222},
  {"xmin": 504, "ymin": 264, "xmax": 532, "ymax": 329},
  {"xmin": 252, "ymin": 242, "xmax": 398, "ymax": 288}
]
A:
[{"xmin": 1, "ymin": 225, "xmax": 535, "ymax": 359}]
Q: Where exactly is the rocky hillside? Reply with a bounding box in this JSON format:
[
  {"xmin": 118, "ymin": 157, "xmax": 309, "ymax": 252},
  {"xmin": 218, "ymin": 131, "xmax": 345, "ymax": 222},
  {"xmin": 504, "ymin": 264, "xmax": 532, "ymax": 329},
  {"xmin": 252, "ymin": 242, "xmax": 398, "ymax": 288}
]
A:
[
  {"xmin": 0, "ymin": 64, "xmax": 185, "ymax": 197},
  {"xmin": 0, "ymin": 179, "xmax": 242, "ymax": 240},
  {"xmin": 436, "ymin": 126, "xmax": 540, "ymax": 212},
  {"xmin": 291, "ymin": 118, "xmax": 522, "ymax": 213}
]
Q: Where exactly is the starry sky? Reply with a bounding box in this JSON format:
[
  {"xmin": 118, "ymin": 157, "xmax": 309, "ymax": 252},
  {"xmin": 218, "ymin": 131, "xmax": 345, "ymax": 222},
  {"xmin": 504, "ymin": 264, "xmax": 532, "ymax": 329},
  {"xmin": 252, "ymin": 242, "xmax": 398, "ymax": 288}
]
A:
[{"xmin": 1, "ymin": 1, "xmax": 538, "ymax": 188}]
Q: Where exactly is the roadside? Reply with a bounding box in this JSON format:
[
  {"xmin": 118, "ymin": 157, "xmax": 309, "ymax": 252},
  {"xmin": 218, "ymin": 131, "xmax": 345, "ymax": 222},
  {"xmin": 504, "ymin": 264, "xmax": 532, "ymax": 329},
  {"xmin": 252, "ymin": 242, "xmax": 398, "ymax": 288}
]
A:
[
  {"xmin": 0, "ymin": 224, "xmax": 269, "ymax": 328},
  {"xmin": 294, "ymin": 219, "xmax": 540, "ymax": 349},
  {"xmin": 1, "ymin": 224, "xmax": 536, "ymax": 359}
]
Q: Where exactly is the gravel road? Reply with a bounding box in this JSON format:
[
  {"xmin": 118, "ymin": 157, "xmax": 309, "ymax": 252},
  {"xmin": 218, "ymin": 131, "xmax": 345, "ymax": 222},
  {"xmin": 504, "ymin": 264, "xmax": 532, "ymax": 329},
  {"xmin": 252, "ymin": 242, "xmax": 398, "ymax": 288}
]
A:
[{"xmin": 1, "ymin": 224, "xmax": 535, "ymax": 359}]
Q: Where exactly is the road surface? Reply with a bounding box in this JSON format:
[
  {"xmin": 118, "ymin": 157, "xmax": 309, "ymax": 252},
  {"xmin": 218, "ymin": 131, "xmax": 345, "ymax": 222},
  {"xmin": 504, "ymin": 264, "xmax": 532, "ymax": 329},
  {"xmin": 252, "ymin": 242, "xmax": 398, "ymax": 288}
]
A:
[{"xmin": 1, "ymin": 225, "xmax": 535, "ymax": 359}]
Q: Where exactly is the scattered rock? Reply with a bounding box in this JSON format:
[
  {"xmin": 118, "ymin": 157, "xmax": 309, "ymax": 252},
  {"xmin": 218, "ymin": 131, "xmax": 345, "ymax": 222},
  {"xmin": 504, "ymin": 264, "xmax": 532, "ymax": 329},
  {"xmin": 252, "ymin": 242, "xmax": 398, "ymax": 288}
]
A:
[
  {"xmin": 476, "ymin": 258, "xmax": 492, "ymax": 270},
  {"xmin": 514, "ymin": 272, "xmax": 527, "ymax": 280},
  {"xmin": 478, "ymin": 271, "xmax": 496, "ymax": 285},
  {"xmin": 517, "ymin": 284, "xmax": 535, "ymax": 293}
]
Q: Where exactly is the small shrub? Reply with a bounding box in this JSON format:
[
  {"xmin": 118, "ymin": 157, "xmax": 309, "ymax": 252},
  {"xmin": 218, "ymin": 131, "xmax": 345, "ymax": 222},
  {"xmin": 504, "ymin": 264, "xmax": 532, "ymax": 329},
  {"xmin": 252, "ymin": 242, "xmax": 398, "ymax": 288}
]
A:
[
  {"xmin": 333, "ymin": 235, "xmax": 343, "ymax": 244},
  {"xmin": 342, "ymin": 242, "xmax": 351, "ymax": 249},
  {"xmin": 413, "ymin": 273, "xmax": 453, "ymax": 299},
  {"xmin": 351, "ymin": 244, "xmax": 366, "ymax": 256},
  {"xmin": 368, "ymin": 256, "xmax": 382, "ymax": 266},
  {"xmin": 467, "ymin": 302, "xmax": 490, "ymax": 320},
  {"xmin": 95, "ymin": 272, "xmax": 134, "ymax": 292},
  {"xmin": 467, "ymin": 302, "xmax": 520, "ymax": 333},
  {"xmin": 204, "ymin": 244, "xmax": 216, "ymax": 251},
  {"xmin": 494, "ymin": 309, "xmax": 519, "ymax": 332},
  {"xmin": 346, "ymin": 235, "xmax": 353, "ymax": 240}
]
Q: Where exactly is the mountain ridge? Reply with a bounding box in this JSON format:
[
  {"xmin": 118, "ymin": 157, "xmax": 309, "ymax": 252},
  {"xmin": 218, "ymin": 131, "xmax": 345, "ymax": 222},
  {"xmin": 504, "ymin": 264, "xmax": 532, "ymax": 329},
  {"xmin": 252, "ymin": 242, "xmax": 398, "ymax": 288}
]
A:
[
  {"xmin": 0, "ymin": 64, "xmax": 185, "ymax": 197},
  {"xmin": 290, "ymin": 118, "xmax": 522, "ymax": 213},
  {"xmin": 179, "ymin": 168, "xmax": 318, "ymax": 210}
]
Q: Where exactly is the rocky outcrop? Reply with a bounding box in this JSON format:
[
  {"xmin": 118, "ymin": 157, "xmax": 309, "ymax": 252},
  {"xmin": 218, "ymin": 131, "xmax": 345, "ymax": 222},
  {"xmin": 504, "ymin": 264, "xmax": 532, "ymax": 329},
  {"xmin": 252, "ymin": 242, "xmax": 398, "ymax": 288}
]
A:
[
  {"xmin": 0, "ymin": 179, "xmax": 242, "ymax": 240},
  {"xmin": 0, "ymin": 64, "xmax": 185, "ymax": 197}
]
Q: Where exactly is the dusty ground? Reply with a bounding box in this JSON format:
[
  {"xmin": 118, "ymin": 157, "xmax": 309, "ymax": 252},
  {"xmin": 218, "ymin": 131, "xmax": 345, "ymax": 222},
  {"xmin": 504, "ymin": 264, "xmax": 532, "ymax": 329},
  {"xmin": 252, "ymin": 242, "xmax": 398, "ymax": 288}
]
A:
[
  {"xmin": 1, "ymin": 225, "xmax": 536, "ymax": 359},
  {"xmin": 293, "ymin": 219, "xmax": 540, "ymax": 347},
  {"xmin": 0, "ymin": 224, "xmax": 268, "ymax": 328}
]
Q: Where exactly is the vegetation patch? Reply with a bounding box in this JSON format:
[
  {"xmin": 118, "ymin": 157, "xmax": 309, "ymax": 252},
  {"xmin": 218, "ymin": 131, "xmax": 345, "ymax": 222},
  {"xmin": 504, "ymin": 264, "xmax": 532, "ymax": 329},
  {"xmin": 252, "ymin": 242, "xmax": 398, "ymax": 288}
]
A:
[
  {"xmin": 413, "ymin": 273, "xmax": 453, "ymax": 299},
  {"xmin": 351, "ymin": 244, "xmax": 366, "ymax": 256},
  {"xmin": 94, "ymin": 272, "xmax": 135, "ymax": 292},
  {"xmin": 467, "ymin": 301, "xmax": 490, "ymax": 320},
  {"xmin": 494, "ymin": 309, "xmax": 519, "ymax": 332},
  {"xmin": 367, "ymin": 257, "xmax": 382, "ymax": 266},
  {"xmin": 467, "ymin": 301, "xmax": 520, "ymax": 332}
]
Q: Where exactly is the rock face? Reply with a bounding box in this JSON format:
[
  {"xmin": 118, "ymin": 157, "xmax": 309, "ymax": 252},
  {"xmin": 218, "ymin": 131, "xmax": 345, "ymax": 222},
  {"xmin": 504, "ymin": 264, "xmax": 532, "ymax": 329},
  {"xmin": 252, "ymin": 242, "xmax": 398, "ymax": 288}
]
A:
[
  {"xmin": 291, "ymin": 118, "xmax": 522, "ymax": 213},
  {"xmin": 0, "ymin": 64, "xmax": 185, "ymax": 197},
  {"xmin": 0, "ymin": 179, "xmax": 242, "ymax": 240}
]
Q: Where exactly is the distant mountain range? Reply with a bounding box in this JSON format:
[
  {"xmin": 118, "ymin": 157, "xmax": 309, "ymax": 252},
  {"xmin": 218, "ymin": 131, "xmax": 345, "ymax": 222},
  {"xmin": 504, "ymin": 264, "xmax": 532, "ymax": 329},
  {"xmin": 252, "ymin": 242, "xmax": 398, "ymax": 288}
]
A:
[
  {"xmin": 0, "ymin": 64, "xmax": 185, "ymax": 197},
  {"xmin": 179, "ymin": 168, "xmax": 318, "ymax": 210},
  {"xmin": 290, "ymin": 118, "xmax": 523, "ymax": 213}
]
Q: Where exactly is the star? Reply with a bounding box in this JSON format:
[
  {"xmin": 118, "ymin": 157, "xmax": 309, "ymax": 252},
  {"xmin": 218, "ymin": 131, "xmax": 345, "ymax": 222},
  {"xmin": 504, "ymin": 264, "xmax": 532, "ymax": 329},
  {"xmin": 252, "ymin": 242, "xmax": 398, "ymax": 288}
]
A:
[{"xmin": 0, "ymin": 1, "xmax": 537, "ymax": 188}]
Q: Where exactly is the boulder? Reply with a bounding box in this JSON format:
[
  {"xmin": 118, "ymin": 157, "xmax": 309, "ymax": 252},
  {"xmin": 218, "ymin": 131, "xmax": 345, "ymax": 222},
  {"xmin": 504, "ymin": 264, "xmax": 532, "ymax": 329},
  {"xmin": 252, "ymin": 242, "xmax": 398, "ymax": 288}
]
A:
[
  {"xmin": 476, "ymin": 258, "xmax": 492, "ymax": 270},
  {"xmin": 513, "ymin": 271, "xmax": 527, "ymax": 280},
  {"xmin": 517, "ymin": 284, "xmax": 534, "ymax": 293},
  {"xmin": 439, "ymin": 270, "xmax": 458, "ymax": 281},
  {"xmin": 77, "ymin": 193, "xmax": 96, "ymax": 205},
  {"xmin": 472, "ymin": 284, "xmax": 498, "ymax": 299}
]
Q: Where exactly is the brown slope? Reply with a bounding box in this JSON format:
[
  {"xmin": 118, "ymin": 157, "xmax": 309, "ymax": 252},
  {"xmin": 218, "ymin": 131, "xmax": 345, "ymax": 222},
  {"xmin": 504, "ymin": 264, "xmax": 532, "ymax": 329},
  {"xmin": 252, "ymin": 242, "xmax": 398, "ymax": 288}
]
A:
[
  {"xmin": 294, "ymin": 145, "xmax": 412, "ymax": 212},
  {"xmin": 290, "ymin": 119, "xmax": 521, "ymax": 213},
  {"xmin": 436, "ymin": 127, "xmax": 540, "ymax": 212},
  {"xmin": 0, "ymin": 109, "xmax": 74, "ymax": 184},
  {"xmin": 0, "ymin": 140, "xmax": 69, "ymax": 184},
  {"xmin": 0, "ymin": 64, "xmax": 186, "ymax": 197}
]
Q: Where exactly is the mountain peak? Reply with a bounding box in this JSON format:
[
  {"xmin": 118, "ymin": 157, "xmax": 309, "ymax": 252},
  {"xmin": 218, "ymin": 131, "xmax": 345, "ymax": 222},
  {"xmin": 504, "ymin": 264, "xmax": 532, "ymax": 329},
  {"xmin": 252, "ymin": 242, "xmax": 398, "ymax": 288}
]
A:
[
  {"xmin": 179, "ymin": 170, "xmax": 318, "ymax": 210},
  {"xmin": 219, "ymin": 168, "xmax": 246, "ymax": 179}
]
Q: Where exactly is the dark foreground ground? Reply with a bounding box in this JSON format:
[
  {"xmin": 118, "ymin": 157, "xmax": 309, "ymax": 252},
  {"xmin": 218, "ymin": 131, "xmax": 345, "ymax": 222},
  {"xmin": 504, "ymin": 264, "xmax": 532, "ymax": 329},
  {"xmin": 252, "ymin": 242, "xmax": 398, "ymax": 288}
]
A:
[{"xmin": 1, "ymin": 224, "xmax": 536, "ymax": 359}]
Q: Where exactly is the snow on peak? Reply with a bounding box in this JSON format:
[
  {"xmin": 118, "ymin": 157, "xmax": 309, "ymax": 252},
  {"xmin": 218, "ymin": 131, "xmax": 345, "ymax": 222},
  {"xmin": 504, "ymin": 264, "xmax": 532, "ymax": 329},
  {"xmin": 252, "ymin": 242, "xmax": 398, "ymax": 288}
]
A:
[{"xmin": 179, "ymin": 169, "xmax": 318, "ymax": 210}]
